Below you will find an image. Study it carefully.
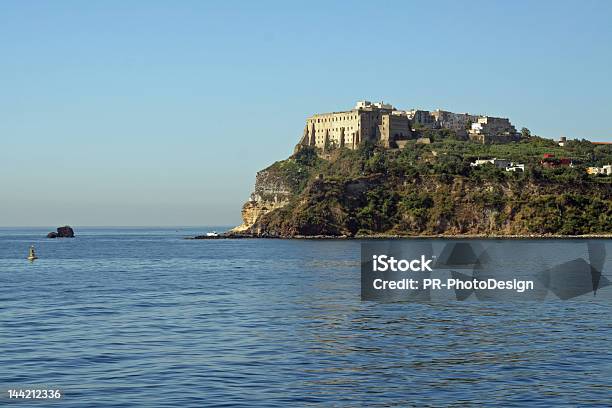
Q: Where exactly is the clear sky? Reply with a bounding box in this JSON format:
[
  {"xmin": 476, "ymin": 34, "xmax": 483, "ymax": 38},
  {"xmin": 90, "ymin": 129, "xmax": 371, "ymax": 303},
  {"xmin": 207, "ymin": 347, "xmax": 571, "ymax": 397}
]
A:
[{"xmin": 1, "ymin": 0, "xmax": 611, "ymax": 227}]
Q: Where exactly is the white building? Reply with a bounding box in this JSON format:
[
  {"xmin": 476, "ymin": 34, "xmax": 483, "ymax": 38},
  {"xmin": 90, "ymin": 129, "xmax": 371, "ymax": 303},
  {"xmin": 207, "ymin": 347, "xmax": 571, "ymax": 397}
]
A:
[
  {"xmin": 587, "ymin": 164, "xmax": 612, "ymax": 175},
  {"xmin": 470, "ymin": 158, "xmax": 511, "ymax": 169},
  {"xmin": 470, "ymin": 158, "xmax": 524, "ymax": 172},
  {"xmin": 468, "ymin": 117, "xmax": 519, "ymax": 143},
  {"xmin": 506, "ymin": 163, "xmax": 525, "ymax": 172}
]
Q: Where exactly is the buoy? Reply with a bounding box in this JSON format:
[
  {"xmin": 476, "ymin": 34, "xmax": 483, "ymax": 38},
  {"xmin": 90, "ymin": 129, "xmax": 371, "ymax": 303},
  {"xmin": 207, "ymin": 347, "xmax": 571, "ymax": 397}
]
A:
[{"xmin": 27, "ymin": 245, "xmax": 38, "ymax": 261}]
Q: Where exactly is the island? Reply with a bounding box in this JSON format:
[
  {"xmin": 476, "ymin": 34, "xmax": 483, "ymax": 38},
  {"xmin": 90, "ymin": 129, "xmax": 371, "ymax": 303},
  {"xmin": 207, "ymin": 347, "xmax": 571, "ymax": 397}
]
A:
[
  {"xmin": 212, "ymin": 101, "xmax": 612, "ymax": 238},
  {"xmin": 47, "ymin": 225, "xmax": 75, "ymax": 238}
]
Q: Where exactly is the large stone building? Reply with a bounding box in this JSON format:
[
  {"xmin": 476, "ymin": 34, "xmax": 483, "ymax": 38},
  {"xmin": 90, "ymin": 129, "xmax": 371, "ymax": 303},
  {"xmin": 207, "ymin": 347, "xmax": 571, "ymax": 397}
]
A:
[
  {"xmin": 431, "ymin": 110, "xmax": 479, "ymax": 135},
  {"xmin": 295, "ymin": 101, "xmax": 520, "ymax": 151},
  {"xmin": 407, "ymin": 109, "xmax": 436, "ymax": 128},
  {"xmin": 468, "ymin": 116, "xmax": 519, "ymax": 143},
  {"xmin": 296, "ymin": 101, "xmax": 412, "ymax": 151}
]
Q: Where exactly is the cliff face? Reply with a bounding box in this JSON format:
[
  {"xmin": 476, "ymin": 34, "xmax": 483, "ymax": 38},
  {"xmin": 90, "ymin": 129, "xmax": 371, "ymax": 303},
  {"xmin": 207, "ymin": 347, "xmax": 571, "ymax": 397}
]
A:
[
  {"xmin": 233, "ymin": 142, "xmax": 612, "ymax": 237},
  {"xmin": 232, "ymin": 200, "xmax": 288, "ymax": 233},
  {"xmin": 251, "ymin": 176, "xmax": 612, "ymax": 236},
  {"xmin": 231, "ymin": 168, "xmax": 292, "ymax": 233}
]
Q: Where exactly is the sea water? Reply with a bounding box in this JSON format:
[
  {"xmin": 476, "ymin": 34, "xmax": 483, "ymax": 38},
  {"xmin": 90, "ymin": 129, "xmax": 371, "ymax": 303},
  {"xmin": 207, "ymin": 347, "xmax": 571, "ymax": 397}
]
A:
[{"xmin": 1, "ymin": 228, "xmax": 611, "ymax": 407}]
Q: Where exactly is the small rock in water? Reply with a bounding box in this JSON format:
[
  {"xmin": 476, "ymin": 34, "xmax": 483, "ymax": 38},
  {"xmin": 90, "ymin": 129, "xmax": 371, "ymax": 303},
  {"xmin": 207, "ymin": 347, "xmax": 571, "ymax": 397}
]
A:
[{"xmin": 47, "ymin": 225, "xmax": 75, "ymax": 238}]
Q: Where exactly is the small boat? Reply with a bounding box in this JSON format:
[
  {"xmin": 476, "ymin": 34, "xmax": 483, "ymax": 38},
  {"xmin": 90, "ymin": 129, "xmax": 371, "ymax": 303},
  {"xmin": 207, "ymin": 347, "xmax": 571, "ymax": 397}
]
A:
[
  {"xmin": 206, "ymin": 231, "xmax": 219, "ymax": 237},
  {"xmin": 27, "ymin": 245, "xmax": 38, "ymax": 261}
]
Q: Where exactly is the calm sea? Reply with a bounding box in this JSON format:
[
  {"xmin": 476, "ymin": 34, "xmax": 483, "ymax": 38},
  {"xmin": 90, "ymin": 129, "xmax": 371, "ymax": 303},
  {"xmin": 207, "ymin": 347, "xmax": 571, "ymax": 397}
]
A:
[{"xmin": 1, "ymin": 228, "xmax": 611, "ymax": 407}]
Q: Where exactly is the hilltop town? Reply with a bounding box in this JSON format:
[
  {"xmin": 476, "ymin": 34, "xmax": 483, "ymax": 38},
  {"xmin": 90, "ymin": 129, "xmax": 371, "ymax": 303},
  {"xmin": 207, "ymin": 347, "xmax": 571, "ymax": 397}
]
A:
[
  {"xmin": 295, "ymin": 100, "xmax": 519, "ymax": 152},
  {"xmin": 292, "ymin": 101, "xmax": 612, "ymax": 176},
  {"xmin": 226, "ymin": 101, "xmax": 612, "ymax": 238}
]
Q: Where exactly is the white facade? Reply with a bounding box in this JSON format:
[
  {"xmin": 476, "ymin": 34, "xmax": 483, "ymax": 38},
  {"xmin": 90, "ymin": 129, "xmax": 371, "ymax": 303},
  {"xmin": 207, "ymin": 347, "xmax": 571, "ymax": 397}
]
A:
[
  {"xmin": 506, "ymin": 164, "xmax": 525, "ymax": 172},
  {"xmin": 589, "ymin": 165, "xmax": 612, "ymax": 175},
  {"xmin": 470, "ymin": 158, "xmax": 524, "ymax": 172},
  {"xmin": 355, "ymin": 100, "xmax": 395, "ymax": 110}
]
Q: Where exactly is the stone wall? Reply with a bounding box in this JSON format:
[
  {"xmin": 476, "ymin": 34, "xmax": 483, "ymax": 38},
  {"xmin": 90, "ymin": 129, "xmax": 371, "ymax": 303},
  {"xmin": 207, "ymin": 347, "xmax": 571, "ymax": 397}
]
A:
[{"xmin": 380, "ymin": 114, "xmax": 412, "ymax": 148}]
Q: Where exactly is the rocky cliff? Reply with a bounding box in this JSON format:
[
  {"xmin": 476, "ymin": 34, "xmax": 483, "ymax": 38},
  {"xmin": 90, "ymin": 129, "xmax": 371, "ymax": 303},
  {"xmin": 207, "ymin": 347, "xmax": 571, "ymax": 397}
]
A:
[
  {"xmin": 233, "ymin": 139, "xmax": 612, "ymax": 237},
  {"xmin": 231, "ymin": 167, "xmax": 293, "ymax": 233}
]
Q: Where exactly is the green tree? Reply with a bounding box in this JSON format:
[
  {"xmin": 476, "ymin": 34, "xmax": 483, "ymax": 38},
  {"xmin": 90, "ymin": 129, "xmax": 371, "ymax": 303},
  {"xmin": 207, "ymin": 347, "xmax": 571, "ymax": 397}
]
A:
[
  {"xmin": 293, "ymin": 146, "xmax": 319, "ymax": 167},
  {"xmin": 521, "ymin": 127, "xmax": 532, "ymax": 139}
]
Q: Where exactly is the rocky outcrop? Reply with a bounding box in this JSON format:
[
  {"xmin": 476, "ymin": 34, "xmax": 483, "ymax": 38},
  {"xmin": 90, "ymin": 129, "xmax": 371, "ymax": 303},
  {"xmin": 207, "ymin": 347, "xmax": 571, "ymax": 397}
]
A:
[
  {"xmin": 47, "ymin": 225, "xmax": 75, "ymax": 238},
  {"xmin": 250, "ymin": 168, "xmax": 293, "ymax": 202},
  {"xmin": 248, "ymin": 174, "xmax": 612, "ymax": 237},
  {"xmin": 231, "ymin": 168, "xmax": 292, "ymax": 233},
  {"xmin": 230, "ymin": 135, "xmax": 612, "ymax": 238},
  {"xmin": 230, "ymin": 141, "xmax": 612, "ymax": 238},
  {"xmin": 232, "ymin": 199, "xmax": 289, "ymax": 233}
]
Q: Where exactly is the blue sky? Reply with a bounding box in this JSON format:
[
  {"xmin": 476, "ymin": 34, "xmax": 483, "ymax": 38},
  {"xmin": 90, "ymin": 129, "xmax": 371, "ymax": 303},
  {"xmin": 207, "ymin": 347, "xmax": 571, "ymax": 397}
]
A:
[{"xmin": 1, "ymin": 1, "xmax": 611, "ymax": 226}]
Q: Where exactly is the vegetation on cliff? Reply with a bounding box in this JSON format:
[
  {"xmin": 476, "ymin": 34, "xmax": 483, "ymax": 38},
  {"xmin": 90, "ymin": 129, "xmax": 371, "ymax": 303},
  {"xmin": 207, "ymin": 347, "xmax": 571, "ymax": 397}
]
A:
[{"xmin": 244, "ymin": 136, "xmax": 612, "ymax": 237}]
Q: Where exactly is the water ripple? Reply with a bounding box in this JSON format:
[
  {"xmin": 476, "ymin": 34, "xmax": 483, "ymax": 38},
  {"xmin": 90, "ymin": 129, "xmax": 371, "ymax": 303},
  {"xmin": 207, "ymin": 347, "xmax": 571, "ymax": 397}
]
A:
[{"xmin": 0, "ymin": 228, "xmax": 611, "ymax": 406}]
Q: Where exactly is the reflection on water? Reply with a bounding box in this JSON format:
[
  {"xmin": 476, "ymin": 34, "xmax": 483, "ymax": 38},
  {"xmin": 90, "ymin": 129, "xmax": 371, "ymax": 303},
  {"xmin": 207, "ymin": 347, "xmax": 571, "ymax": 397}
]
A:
[{"xmin": 0, "ymin": 228, "xmax": 611, "ymax": 407}]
